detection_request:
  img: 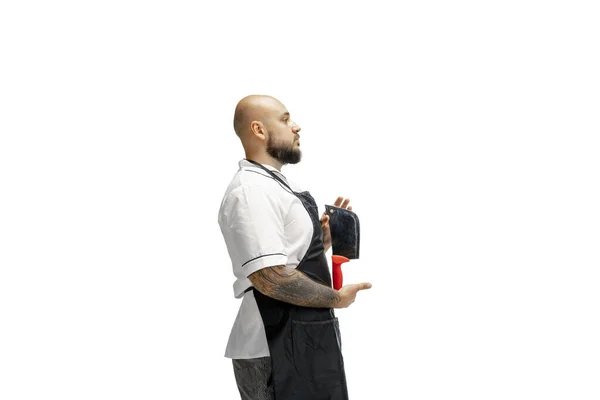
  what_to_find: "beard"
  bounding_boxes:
[266,136,302,165]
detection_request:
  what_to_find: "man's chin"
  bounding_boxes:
[267,145,302,165]
[289,150,302,164]
[281,157,301,165]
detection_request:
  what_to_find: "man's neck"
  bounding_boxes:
[245,152,283,171]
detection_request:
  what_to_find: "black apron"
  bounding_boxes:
[245,159,349,400]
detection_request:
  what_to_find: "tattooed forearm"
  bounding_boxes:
[249,265,341,308]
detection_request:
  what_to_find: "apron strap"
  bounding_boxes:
[244,159,295,193]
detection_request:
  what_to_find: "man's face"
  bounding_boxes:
[264,103,302,165]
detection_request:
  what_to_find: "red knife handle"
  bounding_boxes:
[331,255,350,290]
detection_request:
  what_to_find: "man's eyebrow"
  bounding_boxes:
[281,112,290,118]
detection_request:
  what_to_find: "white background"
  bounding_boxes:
[1,1,599,399]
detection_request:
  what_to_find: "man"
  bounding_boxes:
[218,95,372,400]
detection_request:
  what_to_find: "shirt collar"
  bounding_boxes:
[239,159,287,180]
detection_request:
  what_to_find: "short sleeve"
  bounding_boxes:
[219,185,289,278]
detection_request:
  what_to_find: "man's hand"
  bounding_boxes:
[335,282,372,308]
[321,196,353,253]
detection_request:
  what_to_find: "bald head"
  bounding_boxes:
[232,94,302,167]
[233,95,284,137]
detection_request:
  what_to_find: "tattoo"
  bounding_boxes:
[249,265,340,308]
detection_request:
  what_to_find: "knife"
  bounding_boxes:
[324,204,360,290]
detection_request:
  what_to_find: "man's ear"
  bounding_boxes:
[250,121,266,141]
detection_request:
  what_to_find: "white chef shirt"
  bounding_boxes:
[218,159,314,359]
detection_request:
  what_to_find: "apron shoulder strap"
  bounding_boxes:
[244,159,294,192]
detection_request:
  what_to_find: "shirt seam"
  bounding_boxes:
[241,252,287,268]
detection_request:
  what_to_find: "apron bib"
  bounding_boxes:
[245,159,349,400]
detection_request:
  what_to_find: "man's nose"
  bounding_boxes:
[293,123,301,133]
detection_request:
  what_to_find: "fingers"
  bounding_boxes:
[333,196,352,210]
[333,196,343,207]
[344,282,372,293]
[320,214,329,225]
